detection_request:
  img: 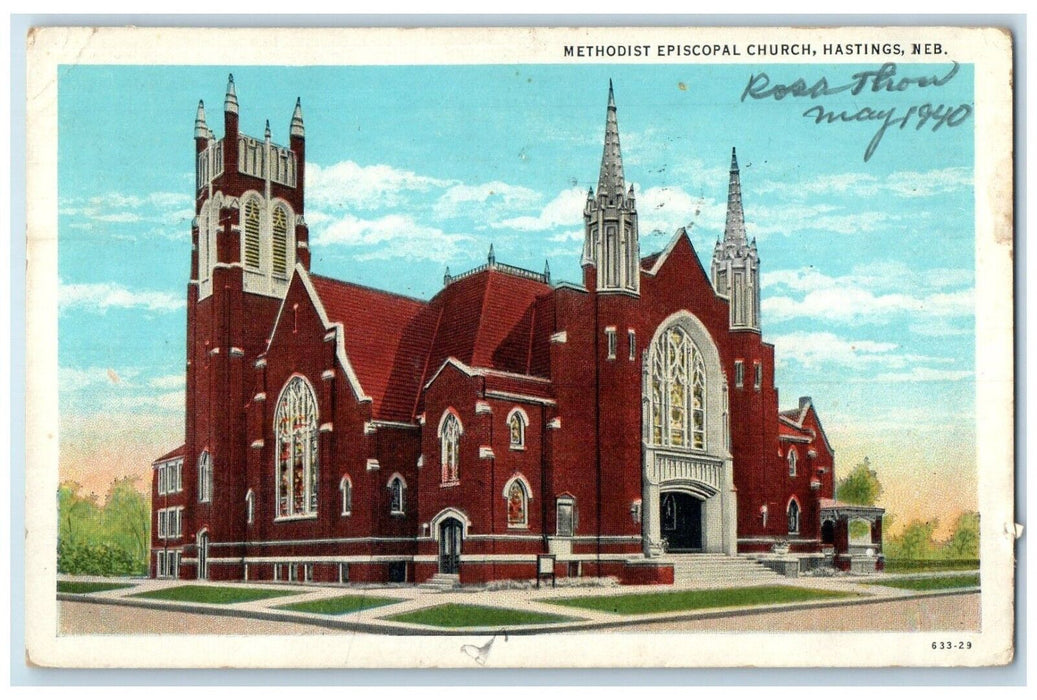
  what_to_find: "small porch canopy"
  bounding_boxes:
[819,498,885,556]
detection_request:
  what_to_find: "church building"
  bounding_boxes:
[150,76,883,585]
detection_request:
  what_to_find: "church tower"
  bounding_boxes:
[583,81,640,295]
[711,148,760,332]
[183,75,310,579]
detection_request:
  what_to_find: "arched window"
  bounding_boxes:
[788,448,798,477]
[340,476,353,516]
[648,325,706,449]
[504,475,531,528]
[243,198,261,270]
[439,411,462,483]
[507,408,527,449]
[787,499,800,535]
[245,489,255,524]
[198,450,212,503]
[271,205,289,277]
[274,376,319,518]
[556,495,576,537]
[388,475,406,515]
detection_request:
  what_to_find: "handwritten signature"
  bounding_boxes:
[741,63,973,162]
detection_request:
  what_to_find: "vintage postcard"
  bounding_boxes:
[24,25,1014,668]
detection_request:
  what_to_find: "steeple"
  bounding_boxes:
[487,243,496,266]
[583,82,640,295]
[224,73,238,114]
[194,100,208,140]
[596,79,626,205]
[711,147,760,332]
[723,147,747,244]
[290,97,305,138]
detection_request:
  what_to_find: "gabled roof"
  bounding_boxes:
[424,357,555,404]
[308,272,437,423]
[778,396,834,455]
[153,444,186,465]
[426,266,552,377]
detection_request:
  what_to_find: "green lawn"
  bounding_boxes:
[866,574,980,591]
[547,585,860,615]
[383,603,578,628]
[129,584,298,604]
[58,581,137,594]
[275,594,404,615]
[884,559,980,573]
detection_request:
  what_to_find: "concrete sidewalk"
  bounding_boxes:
[57,571,980,636]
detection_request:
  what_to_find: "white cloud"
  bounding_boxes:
[313,213,477,264]
[762,266,974,324]
[59,281,185,313]
[637,185,723,239]
[149,374,186,390]
[756,167,971,200]
[433,181,541,221]
[494,187,587,231]
[548,230,584,243]
[769,331,898,369]
[873,368,974,383]
[307,160,454,211]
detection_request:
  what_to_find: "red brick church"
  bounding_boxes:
[150,76,883,585]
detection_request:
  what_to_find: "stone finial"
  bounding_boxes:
[290,97,305,138]
[194,100,208,139]
[224,73,239,114]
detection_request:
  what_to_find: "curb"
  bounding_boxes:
[58,586,980,636]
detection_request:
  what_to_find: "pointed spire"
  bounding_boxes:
[290,97,305,138]
[264,119,271,140]
[487,243,496,266]
[224,73,238,114]
[543,259,551,284]
[194,100,208,139]
[723,147,747,243]
[444,267,451,285]
[596,80,626,203]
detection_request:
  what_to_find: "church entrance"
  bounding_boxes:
[439,518,463,574]
[661,491,703,552]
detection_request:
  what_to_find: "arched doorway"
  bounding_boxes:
[661,491,703,551]
[821,520,835,545]
[439,518,463,574]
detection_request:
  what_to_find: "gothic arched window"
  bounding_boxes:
[788,448,798,477]
[245,489,255,524]
[505,477,530,528]
[198,450,212,503]
[388,475,406,515]
[271,205,289,277]
[340,476,353,516]
[243,198,261,270]
[787,499,801,535]
[439,411,462,484]
[507,408,527,449]
[648,325,706,449]
[274,376,319,518]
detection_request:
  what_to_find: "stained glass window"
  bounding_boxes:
[507,479,528,527]
[274,376,319,518]
[787,499,800,534]
[389,476,405,515]
[508,410,525,449]
[648,324,706,449]
[440,412,462,483]
[340,476,352,516]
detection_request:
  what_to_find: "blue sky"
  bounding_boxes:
[57,63,976,532]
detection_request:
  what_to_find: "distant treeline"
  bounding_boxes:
[58,478,150,576]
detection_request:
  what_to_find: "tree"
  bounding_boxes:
[102,477,151,566]
[57,481,101,547]
[886,519,938,560]
[944,511,980,559]
[836,457,883,506]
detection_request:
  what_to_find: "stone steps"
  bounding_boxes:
[418,573,461,591]
[670,555,786,585]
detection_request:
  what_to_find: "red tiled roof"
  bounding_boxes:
[310,274,436,423]
[153,444,186,464]
[309,266,552,422]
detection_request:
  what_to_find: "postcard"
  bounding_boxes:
[24,25,1014,668]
